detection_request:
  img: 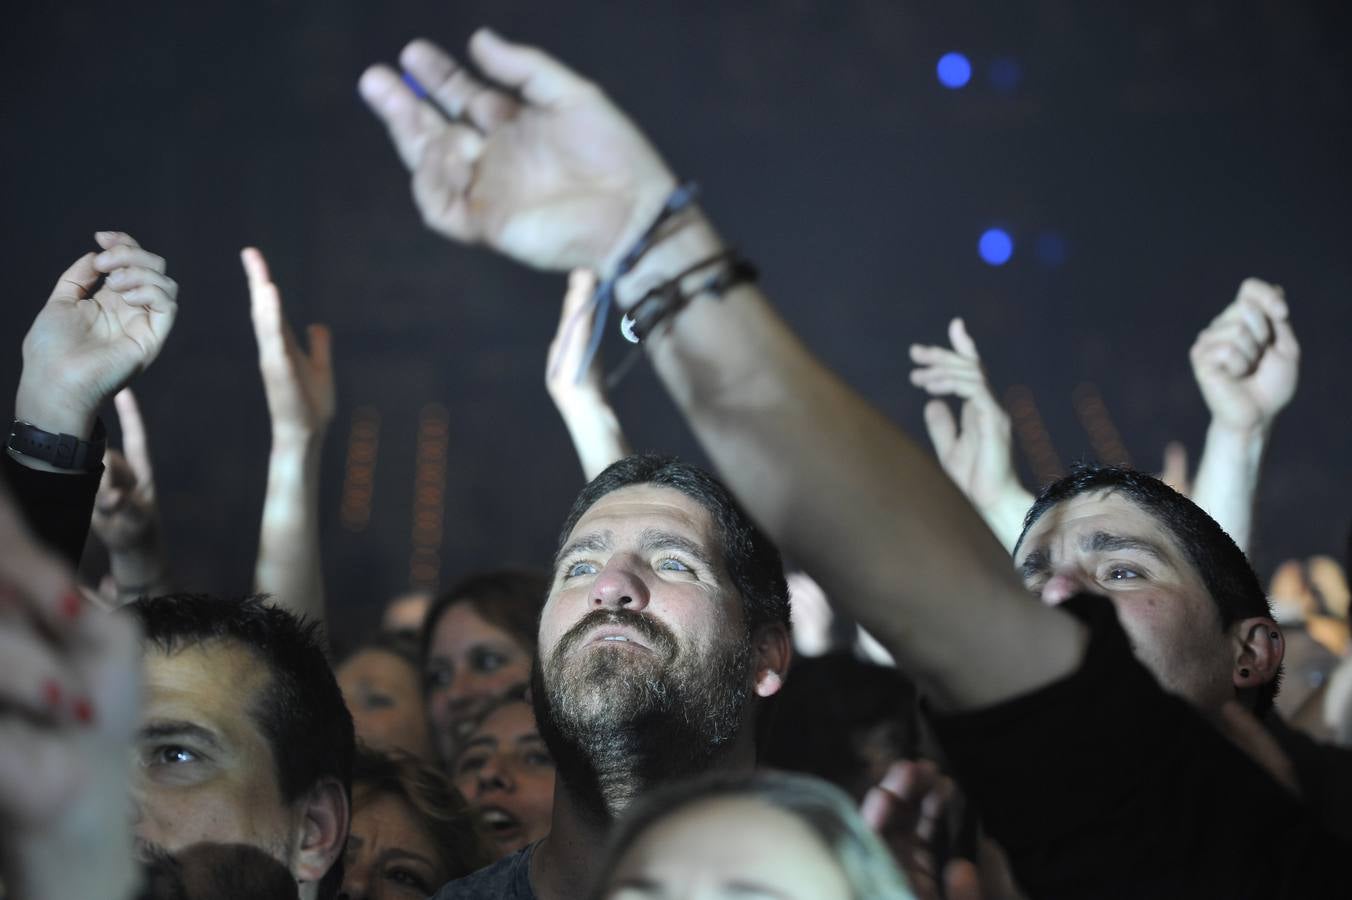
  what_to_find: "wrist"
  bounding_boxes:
[596,173,681,279]
[15,377,98,440]
[614,211,728,313]
[270,424,326,457]
[1206,418,1272,444]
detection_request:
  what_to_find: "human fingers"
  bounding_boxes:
[1217,292,1274,350]
[1270,312,1300,361]
[948,317,981,360]
[243,248,288,355]
[922,400,959,461]
[0,517,87,641]
[910,368,988,398]
[358,64,451,171]
[93,244,166,276]
[547,270,599,382]
[468,27,597,108]
[0,625,83,724]
[942,859,985,900]
[1234,277,1288,323]
[410,126,485,239]
[94,449,136,513]
[93,230,142,251]
[112,390,153,486]
[0,718,82,825]
[1193,324,1260,376]
[47,253,101,304]
[400,38,518,131]
[909,343,979,370]
[305,324,333,375]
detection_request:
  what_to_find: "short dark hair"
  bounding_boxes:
[420,569,549,665]
[557,455,791,635]
[128,594,354,899]
[1016,463,1279,714]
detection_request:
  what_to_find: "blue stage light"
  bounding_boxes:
[978,228,1014,266]
[936,53,972,89]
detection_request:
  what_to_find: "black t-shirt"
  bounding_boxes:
[927,594,1348,899]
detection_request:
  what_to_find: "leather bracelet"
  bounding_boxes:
[7,417,107,472]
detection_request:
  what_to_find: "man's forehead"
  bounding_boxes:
[1019,490,1178,559]
[142,639,271,727]
[566,484,716,544]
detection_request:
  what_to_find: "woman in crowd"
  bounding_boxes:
[337,632,435,760]
[421,569,548,764]
[451,697,558,860]
[341,747,493,899]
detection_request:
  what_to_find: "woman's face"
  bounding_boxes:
[603,796,853,900]
[424,602,533,763]
[451,701,556,859]
[337,648,433,760]
[342,790,448,900]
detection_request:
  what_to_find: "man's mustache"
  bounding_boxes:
[553,608,677,661]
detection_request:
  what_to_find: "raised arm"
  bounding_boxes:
[359,31,1085,710]
[909,318,1033,553]
[91,388,174,604]
[1189,278,1299,554]
[546,268,633,480]
[6,232,178,566]
[243,248,334,626]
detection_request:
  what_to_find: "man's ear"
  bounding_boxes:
[752,623,792,698]
[1232,617,1284,691]
[293,776,350,884]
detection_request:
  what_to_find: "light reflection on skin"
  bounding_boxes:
[604,796,851,900]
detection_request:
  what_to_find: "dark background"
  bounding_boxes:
[4,1,1349,651]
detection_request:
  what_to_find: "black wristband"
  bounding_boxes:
[7,418,106,472]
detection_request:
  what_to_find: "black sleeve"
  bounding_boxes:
[925,593,1347,900]
[2,452,100,568]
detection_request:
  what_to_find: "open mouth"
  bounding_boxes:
[478,806,523,843]
[586,628,651,651]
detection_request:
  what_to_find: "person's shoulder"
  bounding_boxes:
[429,844,537,900]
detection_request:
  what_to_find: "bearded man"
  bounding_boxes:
[433,455,792,900]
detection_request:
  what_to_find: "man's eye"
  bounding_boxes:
[153,745,199,765]
[566,561,598,578]
[657,558,691,573]
[1105,567,1141,581]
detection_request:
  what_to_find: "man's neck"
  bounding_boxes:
[529,728,759,900]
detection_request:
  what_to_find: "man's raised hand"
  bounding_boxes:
[243,247,335,443]
[359,30,677,274]
[1191,278,1299,434]
[17,232,178,440]
[909,318,1032,551]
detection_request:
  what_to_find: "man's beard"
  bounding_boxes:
[531,608,753,819]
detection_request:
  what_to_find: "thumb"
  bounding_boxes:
[924,400,959,458]
[943,859,985,900]
[469,27,593,107]
[49,252,102,303]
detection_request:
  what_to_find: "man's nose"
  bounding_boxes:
[1041,571,1092,606]
[591,562,651,612]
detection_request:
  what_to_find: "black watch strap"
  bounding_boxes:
[7,418,107,472]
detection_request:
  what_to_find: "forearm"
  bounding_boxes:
[980,484,1036,555]
[1191,421,1267,554]
[638,215,1085,709]
[108,538,173,603]
[254,432,327,625]
[553,395,633,481]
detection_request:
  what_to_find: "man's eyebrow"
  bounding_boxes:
[637,528,715,569]
[554,530,612,569]
[375,847,437,870]
[138,720,224,750]
[1019,548,1050,579]
[1083,531,1170,561]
